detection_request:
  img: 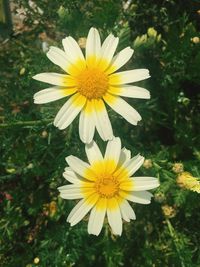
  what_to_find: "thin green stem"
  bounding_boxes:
[166,219,186,267]
[0,119,53,128]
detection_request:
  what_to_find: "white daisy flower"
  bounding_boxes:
[33,27,150,143]
[58,137,159,236]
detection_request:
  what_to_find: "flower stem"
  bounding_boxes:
[0,119,53,128]
[166,219,186,267]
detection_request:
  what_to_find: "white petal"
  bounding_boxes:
[65,155,91,178]
[58,185,83,199]
[33,73,76,86]
[107,198,122,235]
[104,137,121,172]
[106,47,134,74]
[133,177,158,181]
[85,141,103,165]
[53,94,86,130]
[79,101,95,144]
[62,36,86,68]
[103,93,141,125]
[123,154,144,176]
[60,193,83,199]
[132,177,160,191]
[67,194,99,226]
[109,69,150,85]
[88,198,107,236]
[99,34,119,70]
[34,87,76,104]
[119,179,134,191]
[63,168,82,184]
[94,99,113,141]
[101,34,119,61]
[67,199,85,221]
[125,191,153,204]
[118,148,131,166]
[58,184,81,191]
[46,46,72,73]
[86,27,101,66]
[109,85,150,99]
[119,200,136,222]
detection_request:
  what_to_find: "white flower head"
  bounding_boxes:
[33,27,150,143]
[58,137,159,236]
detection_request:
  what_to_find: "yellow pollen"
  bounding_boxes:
[95,175,119,199]
[76,68,109,99]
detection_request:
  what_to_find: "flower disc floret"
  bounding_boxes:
[94,175,119,198]
[76,68,109,99]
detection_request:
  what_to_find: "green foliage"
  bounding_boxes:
[0,0,200,266]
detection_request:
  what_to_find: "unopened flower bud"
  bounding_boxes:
[191,37,199,44]
[172,163,184,174]
[34,257,40,264]
[41,130,48,138]
[162,205,176,218]
[78,37,87,49]
[143,159,153,169]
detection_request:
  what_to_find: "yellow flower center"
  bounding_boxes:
[76,68,109,99]
[95,175,119,198]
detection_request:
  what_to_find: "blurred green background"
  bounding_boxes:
[0,0,200,266]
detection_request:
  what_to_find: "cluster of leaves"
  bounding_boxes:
[0,0,199,266]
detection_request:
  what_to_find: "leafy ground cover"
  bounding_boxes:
[0,1,199,266]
